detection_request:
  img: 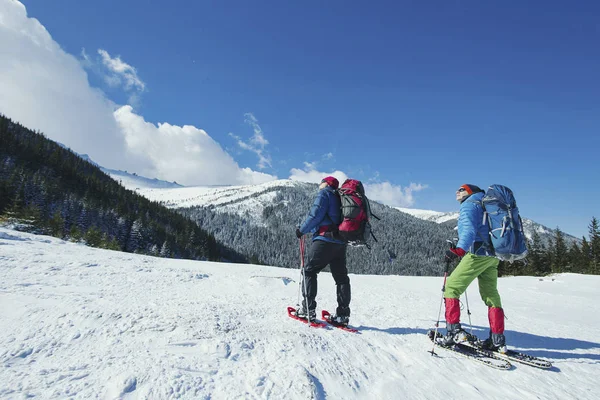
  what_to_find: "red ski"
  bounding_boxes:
[287,307,327,328]
[321,310,358,333]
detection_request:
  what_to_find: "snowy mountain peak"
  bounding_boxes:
[103,168,183,190]
[395,207,459,224]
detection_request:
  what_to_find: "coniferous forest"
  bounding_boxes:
[180,187,600,277]
[498,219,600,276]
[0,114,245,263]
[1,113,598,276]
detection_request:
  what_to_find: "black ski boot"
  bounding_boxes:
[331,314,349,326]
[439,323,476,346]
[295,307,316,322]
[479,333,507,354]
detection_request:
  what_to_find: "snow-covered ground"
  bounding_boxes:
[1,228,599,399]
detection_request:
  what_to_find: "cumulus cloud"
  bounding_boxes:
[115,106,276,186]
[0,0,135,170]
[366,182,428,208]
[230,113,272,169]
[289,165,427,207]
[0,0,277,187]
[97,49,145,92]
[289,166,349,185]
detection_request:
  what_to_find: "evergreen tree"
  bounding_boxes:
[580,237,592,273]
[84,226,103,247]
[69,225,83,242]
[48,210,65,237]
[550,227,568,273]
[127,219,143,252]
[526,230,549,276]
[160,240,171,258]
[589,217,600,274]
[567,242,583,273]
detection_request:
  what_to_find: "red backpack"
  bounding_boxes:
[337,179,380,247]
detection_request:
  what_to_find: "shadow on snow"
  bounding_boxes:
[464,325,600,362]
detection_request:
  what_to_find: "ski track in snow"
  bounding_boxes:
[1,228,599,399]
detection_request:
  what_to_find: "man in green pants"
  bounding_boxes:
[441,184,507,353]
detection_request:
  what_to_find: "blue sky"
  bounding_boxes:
[3,0,599,238]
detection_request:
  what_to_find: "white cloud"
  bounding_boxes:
[289,166,349,185]
[365,182,428,208]
[115,106,276,186]
[323,152,334,160]
[97,49,145,92]
[231,113,272,169]
[289,165,427,207]
[0,0,277,187]
[0,0,135,170]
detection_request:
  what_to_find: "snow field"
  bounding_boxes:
[1,228,599,399]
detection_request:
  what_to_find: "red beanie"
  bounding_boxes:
[321,176,339,189]
[460,184,483,195]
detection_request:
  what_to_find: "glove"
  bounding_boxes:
[296,228,303,239]
[445,247,466,261]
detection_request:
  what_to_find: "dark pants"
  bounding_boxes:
[301,240,351,317]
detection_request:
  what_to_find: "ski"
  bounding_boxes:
[287,306,327,328]
[469,343,553,369]
[321,310,358,333]
[427,330,512,370]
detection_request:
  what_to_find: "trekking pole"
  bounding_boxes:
[429,256,451,356]
[464,291,473,336]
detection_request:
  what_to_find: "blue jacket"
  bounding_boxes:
[457,192,493,256]
[299,186,345,244]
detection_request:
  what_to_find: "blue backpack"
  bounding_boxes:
[481,185,528,263]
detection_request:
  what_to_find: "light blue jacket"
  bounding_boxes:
[457,192,493,256]
[299,186,345,244]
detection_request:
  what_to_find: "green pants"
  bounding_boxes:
[444,253,502,308]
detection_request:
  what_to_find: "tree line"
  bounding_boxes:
[499,219,600,276]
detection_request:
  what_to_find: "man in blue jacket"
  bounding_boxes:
[295,176,350,325]
[441,184,507,353]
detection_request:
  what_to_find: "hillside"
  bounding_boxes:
[1,228,599,399]
[0,114,243,263]
[135,180,456,276]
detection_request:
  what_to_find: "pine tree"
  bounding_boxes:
[580,237,592,273]
[567,242,582,273]
[550,227,568,273]
[84,226,103,247]
[527,230,549,276]
[69,225,83,242]
[126,219,143,253]
[48,210,65,237]
[160,240,171,258]
[589,217,600,274]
